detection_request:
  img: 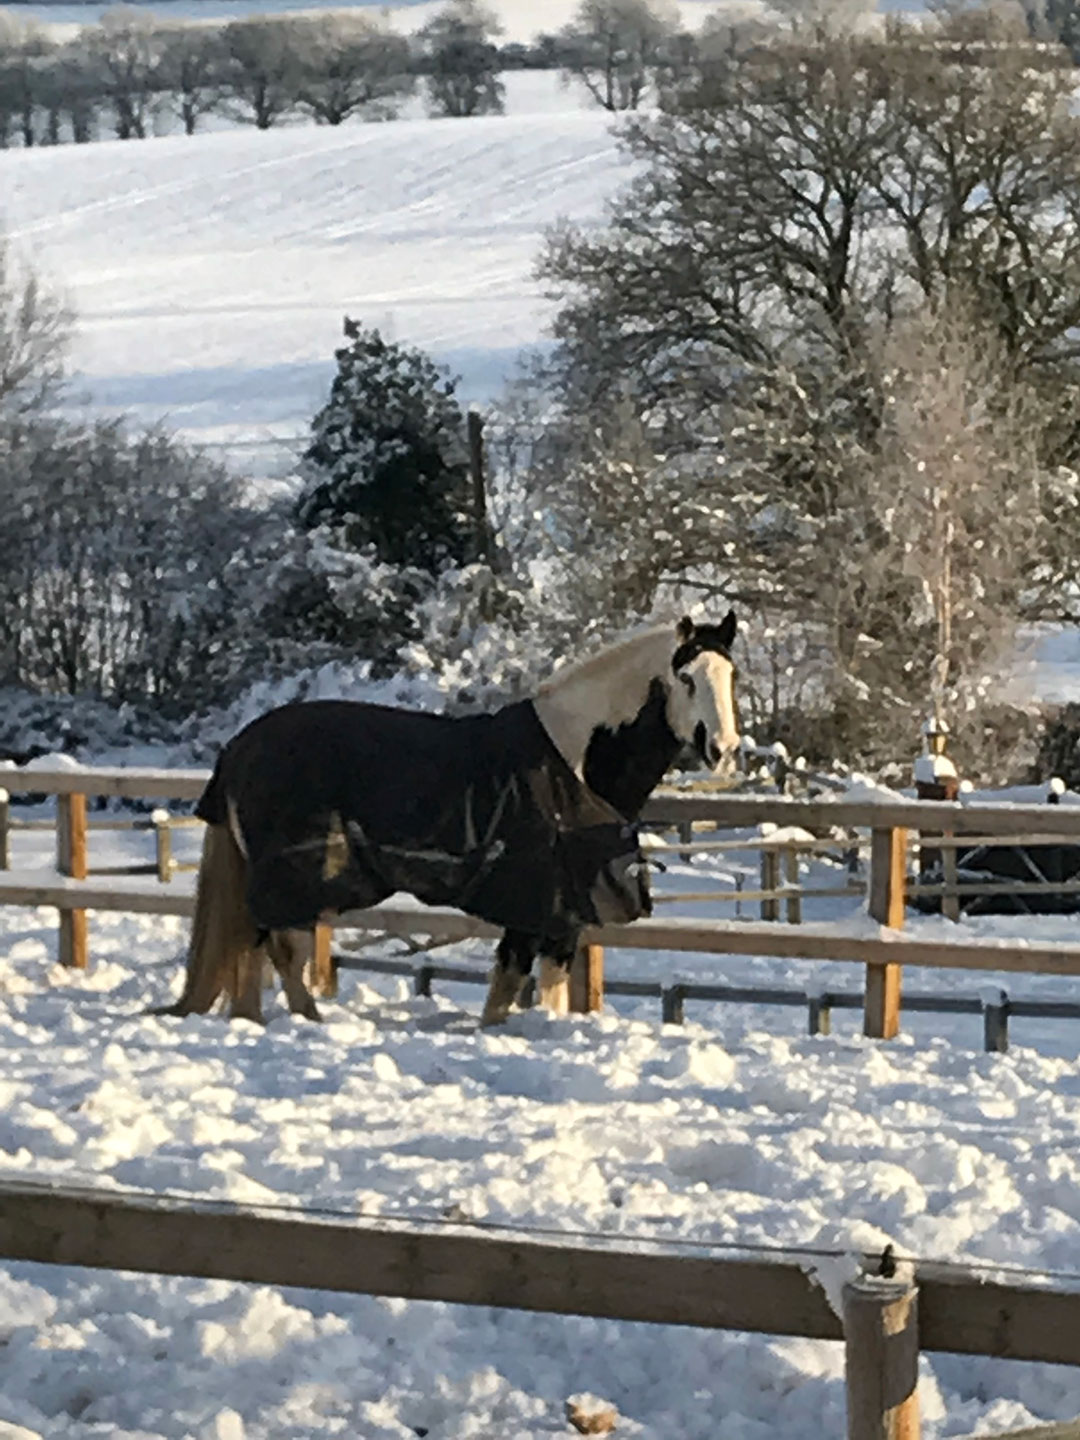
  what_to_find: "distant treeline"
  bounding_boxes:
[0,0,734,145]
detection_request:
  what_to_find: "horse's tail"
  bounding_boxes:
[160,820,260,1017]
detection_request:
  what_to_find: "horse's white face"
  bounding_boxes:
[666,613,740,771]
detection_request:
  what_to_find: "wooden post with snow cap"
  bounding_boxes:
[0,789,9,871]
[864,825,906,1039]
[56,791,88,969]
[761,829,781,921]
[570,942,604,1014]
[914,717,961,923]
[843,1264,920,1440]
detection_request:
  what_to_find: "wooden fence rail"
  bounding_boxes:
[0,1179,1078,1440]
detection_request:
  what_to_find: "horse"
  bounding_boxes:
[163,611,739,1026]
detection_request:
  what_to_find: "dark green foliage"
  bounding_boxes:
[297,319,475,573]
[1035,703,1080,790]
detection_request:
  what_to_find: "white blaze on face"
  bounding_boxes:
[669,651,740,769]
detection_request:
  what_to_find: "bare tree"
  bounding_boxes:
[531,11,1080,763]
[157,24,226,136]
[556,0,681,111]
[220,17,301,130]
[0,236,70,417]
[0,18,55,147]
[879,302,1045,729]
[47,40,102,144]
[292,14,413,125]
[766,0,879,34]
[417,0,504,118]
[0,415,257,707]
[84,7,164,141]
[542,15,1080,422]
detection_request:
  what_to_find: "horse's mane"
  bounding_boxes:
[536,624,674,699]
[533,625,677,772]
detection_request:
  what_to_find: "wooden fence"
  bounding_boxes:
[6,765,1080,1041]
[0,1178,1078,1440]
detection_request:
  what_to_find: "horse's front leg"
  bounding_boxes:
[480,930,536,1027]
[536,933,578,1017]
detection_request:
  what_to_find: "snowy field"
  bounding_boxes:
[0,79,628,474]
[13,0,771,43]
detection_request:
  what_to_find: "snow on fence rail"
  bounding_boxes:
[5,765,1080,1041]
[1,1179,1079,1440]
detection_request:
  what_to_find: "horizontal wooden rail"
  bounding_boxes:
[646,791,1080,838]
[0,765,208,802]
[5,872,1080,980]
[0,1180,841,1338]
[909,880,1080,898]
[0,1181,1078,1366]
[331,946,1080,1049]
[956,1420,1080,1440]
[6,765,1080,840]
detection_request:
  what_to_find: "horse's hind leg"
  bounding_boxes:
[265,929,322,1021]
[229,949,266,1022]
[535,933,579,1017]
[480,931,536,1027]
[537,956,571,1016]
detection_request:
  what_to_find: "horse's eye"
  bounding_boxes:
[679,672,695,697]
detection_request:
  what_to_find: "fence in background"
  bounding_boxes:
[4,766,1080,1042]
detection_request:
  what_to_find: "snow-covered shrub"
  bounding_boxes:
[1035,703,1080,792]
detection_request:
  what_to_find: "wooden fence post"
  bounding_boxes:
[983,990,1010,1053]
[843,1272,920,1440]
[0,788,9,870]
[152,809,172,883]
[784,844,802,924]
[941,835,960,923]
[310,923,336,998]
[761,846,780,921]
[808,994,831,1036]
[570,942,604,1014]
[865,826,906,1039]
[56,792,88,969]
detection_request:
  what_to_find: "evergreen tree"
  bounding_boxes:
[297,320,475,573]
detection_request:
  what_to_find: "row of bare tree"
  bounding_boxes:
[0,0,511,145]
[0,0,862,145]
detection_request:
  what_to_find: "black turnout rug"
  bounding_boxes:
[198,698,651,950]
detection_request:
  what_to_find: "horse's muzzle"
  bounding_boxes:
[695,722,739,772]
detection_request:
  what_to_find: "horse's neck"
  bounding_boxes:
[582,677,681,820]
[533,628,674,777]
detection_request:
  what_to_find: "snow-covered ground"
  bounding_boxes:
[0,816,1077,1437]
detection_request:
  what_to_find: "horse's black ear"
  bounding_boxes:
[676,615,694,643]
[718,609,737,648]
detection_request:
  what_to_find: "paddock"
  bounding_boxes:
[2,764,1080,1436]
